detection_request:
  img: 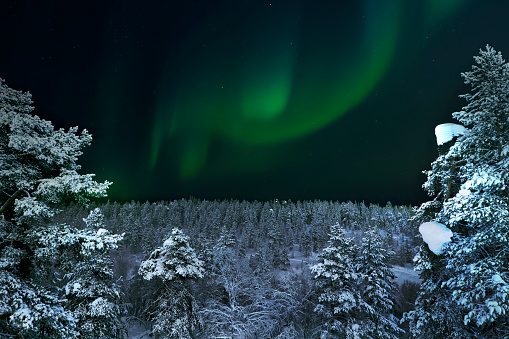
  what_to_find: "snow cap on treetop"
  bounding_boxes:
[434,123,468,146]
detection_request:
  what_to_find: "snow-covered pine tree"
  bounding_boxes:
[406,141,469,336]
[357,224,403,338]
[441,45,509,337]
[406,45,509,338]
[0,79,114,337]
[311,224,366,338]
[138,227,204,338]
[35,208,126,338]
[215,224,237,251]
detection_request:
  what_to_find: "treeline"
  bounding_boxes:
[54,199,417,262]
[53,199,421,338]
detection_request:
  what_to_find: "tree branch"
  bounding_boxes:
[0,179,50,215]
[0,189,23,215]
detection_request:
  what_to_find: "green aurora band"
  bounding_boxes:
[148,0,469,181]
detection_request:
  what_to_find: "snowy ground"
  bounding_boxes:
[289,244,309,274]
[391,264,421,286]
[124,317,151,339]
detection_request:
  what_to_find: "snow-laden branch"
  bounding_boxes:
[419,222,453,255]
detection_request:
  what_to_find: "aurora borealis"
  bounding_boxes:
[1,0,506,205]
[150,1,402,179]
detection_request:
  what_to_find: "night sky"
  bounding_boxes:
[1,0,506,206]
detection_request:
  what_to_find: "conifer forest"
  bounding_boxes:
[1,47,509,338]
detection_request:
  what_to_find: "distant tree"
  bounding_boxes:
[249,245,273,275]
[118,202,140,250]
[138,228,204,338]
[301,229,313,257]
[0,79,113,337]
[215,224,236,251]
[396,238,414,266]
[311,202,329,248]
[267,216,288,268]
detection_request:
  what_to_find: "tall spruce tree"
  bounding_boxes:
[357,225,403,338]
[0,79,117,337]
[138,228,204,338]
[311,224,366,338]
[406,46,509,338]
[41,208,126,338]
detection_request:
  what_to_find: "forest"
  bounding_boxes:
[1,46,509,338]
[52,199,420,338]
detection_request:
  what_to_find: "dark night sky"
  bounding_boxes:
[0,0,506,206]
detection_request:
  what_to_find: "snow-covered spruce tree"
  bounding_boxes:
[311,224,367,338]
[406,45,509,338]
[405,152,468,336]
[138,227,204,338]
[0,79,115,337]
[357,224,403,338]
[35,208,126,338]
[442,45,509,337]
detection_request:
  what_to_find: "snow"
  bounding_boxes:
[462,171,504,191]
[434,123,468,146]
[502,145,509,157]
[492,274,506,285]
[288,244,306,274]
[139,228,204,282]
[11,308,33,329]
[96,228,108,236]
[67,282,81,294]
[419,222,453,255]
[392,264,421,285]
[458,189,471,196]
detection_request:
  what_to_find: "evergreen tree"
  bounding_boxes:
[441,45,509,337]
[311,224,366,338]
[0,79,113,337]
[36,208,126,338]
[406,46,509,338]
[215,224,236,251]
[138,228,204,338]
[357,225,403,338]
